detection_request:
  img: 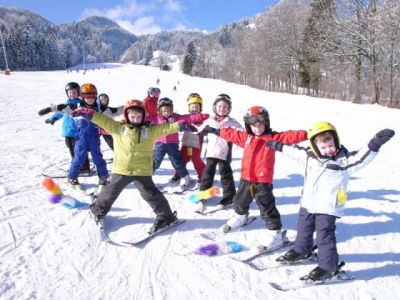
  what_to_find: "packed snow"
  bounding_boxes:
[0,64,399,299]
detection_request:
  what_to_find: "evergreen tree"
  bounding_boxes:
[182,41,196,75]
[300,0,336,94]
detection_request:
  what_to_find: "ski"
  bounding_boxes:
[196,203,233,215]
[87,211,126,246]
[200,216,257,241]
[247,251,318,271]
[161,181,198,195]
[123,219,186,246]
[269,262,355,291]
[231,239,295,263]
[41,166,97,179]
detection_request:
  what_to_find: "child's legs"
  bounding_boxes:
[191,147,205,180]
[254,183,281,230]
[217,159,236,205]
[199,158,217,191]
[167,144,189,177]
[133,176,175,221]
[293,207,316,255]
[232,179,253,215]
[68,138,89,179]
[66,137,90,172]
[65,137,75,158]
[153,143,167,173]
[315,213,339,272]
[91,174,132,217]
[173,146,191,178]
[88,134,108,178]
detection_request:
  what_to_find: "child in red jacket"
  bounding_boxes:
[201,106,307,248]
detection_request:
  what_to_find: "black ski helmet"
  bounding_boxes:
[65,82,80,96]
[157,97,174,110]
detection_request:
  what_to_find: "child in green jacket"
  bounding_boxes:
[73,99,188,233]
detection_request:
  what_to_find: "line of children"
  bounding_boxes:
[98,93,123,151]
[170,93,206,187]
[44,82,91,173]
[149,97,210,190]
[72,99,194,233]
[201,105,307,248]
[38,83,109,189]
[265,122,395,281]
[195,94,243,213]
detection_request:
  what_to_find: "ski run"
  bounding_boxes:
[1,64,399,299]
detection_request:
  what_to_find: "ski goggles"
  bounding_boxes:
[246,114,267,125]
[80,93,97,99]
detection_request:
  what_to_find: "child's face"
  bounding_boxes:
[250,122,265,136]
[160,106,173,118]
[67,89,79,99]
[316,138,337,157]
[127,108,143,124]
[189,103,201,114]
[83,95,96,105]
[215,100,230,117]
[99,95,109,106]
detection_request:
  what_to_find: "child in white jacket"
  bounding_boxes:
[265,122,395,281]
[196,94,242,213]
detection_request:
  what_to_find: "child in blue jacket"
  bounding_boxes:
[39,83,108,189]
[45,82,90,173]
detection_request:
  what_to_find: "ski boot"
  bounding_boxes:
[148,211,178,234]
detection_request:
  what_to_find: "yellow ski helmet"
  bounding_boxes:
[187,93,203,111]
[308,121,340,156]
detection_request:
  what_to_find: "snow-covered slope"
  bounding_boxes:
[0,64,399,299]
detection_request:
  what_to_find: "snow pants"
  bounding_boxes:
[233,179,282,230]
[293,207,339,272]
[68,127,108,179]
[153,143,189,177]
[65,137,90,172]
[199,157,236,206]
[173,146,205,180]
[91,174,175,222]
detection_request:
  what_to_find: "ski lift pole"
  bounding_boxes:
[0,24,10,74]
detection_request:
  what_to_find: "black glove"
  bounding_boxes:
[178,122,195,132]
[38,107,52,116]
[368,129,395,151]
[45,118,55,125]
[55,104,67,111]
[202,125,220,135]
[265,140,284,152]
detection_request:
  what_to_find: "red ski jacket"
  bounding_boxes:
[220,128,307,183]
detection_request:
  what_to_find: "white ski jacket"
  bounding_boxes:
[281,145,378,217]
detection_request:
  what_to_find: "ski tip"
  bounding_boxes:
[269,282,285,291]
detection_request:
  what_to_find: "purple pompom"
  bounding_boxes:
[48,194,62,204]
[195,243,220,256]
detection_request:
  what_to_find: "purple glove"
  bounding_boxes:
[72,108,95,121]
